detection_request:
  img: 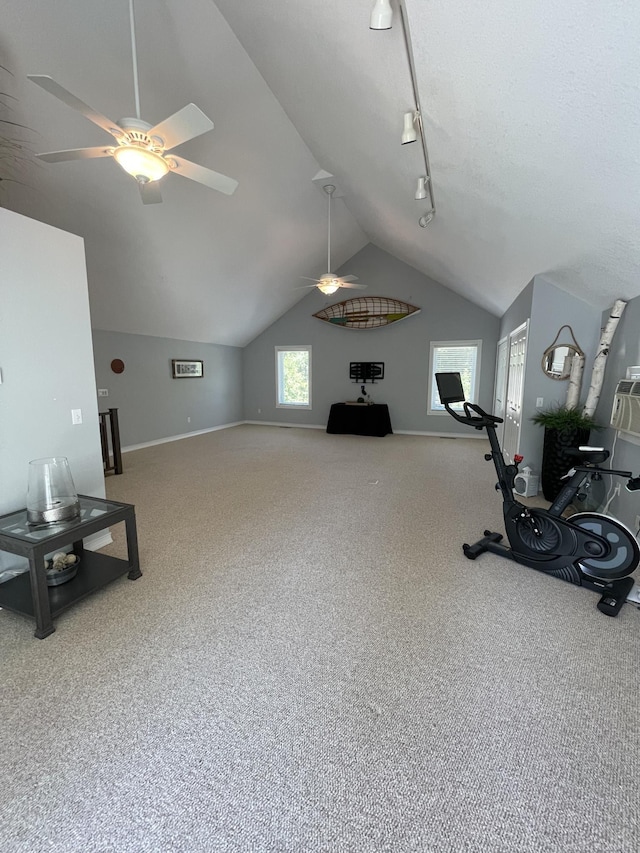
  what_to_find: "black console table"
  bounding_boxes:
[0,495,141,638]
[327,403,393,437]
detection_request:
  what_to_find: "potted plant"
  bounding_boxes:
[532,406,601,501]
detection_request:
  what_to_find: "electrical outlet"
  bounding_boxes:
[635,515,640,531]
[536,397,544,407]
[71,409,82,425]
[187,417,191,423]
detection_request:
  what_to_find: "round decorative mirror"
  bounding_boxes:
[541,326,583,381]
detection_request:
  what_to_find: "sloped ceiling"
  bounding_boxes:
[2,0,640,346]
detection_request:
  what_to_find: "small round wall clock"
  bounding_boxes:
[110,359,125,374]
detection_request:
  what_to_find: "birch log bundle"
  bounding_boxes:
[582,298,627,419]
[565,353,585,410]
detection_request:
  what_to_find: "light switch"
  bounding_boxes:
[71,409,82,425]
[536,397,544,408]
[98,389,109,397]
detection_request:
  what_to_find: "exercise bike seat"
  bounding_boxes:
[565,446,609,465]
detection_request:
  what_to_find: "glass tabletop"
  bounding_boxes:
[0,496,126,543]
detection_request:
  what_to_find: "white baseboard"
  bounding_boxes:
[121,421,485,454]
[122,421,244,453]
[626,581,640,606]
[394,430,487,439]
[244,420,325,430]
[84,531,113,551]
[246,422,485,438]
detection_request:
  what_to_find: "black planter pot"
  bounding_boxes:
[540,426,591,502]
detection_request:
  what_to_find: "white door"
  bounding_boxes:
[502,321,529,464]
[493,337,508,449]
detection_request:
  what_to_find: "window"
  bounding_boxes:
[428,340,481,414]
[275,346,312,409]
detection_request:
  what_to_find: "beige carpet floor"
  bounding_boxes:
[1,425,639,852]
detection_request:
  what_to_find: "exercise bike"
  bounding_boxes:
[435,372,640,616]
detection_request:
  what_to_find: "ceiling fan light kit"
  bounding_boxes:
[317,276,341,296]
[370,0,393,30]
[112,144,169,182]
[27,0,238,205]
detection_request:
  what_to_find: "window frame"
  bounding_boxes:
[275,345,312,410]
[428,339,482,415]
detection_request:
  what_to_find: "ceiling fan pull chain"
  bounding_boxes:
[129,0,141,119]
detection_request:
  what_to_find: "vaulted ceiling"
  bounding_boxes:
[2,1,639,346]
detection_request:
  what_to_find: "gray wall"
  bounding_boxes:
[0,209,105,572]
[499,275,601,471]
[92,331,244,447]
[499,279,533,340]
[243,243,501,433]
[593,296,640,531]
[519,277,601,469]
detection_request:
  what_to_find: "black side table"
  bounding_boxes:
[0,495,141,638]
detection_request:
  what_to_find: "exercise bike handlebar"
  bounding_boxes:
[444,402,640,490]
[444,400,504,430]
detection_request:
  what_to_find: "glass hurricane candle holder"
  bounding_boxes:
[26,457,81,524]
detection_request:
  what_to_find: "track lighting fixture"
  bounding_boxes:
[415,176,428,200]
[372,2,436,220]
[370,0,393,30]
[401,112,417,145]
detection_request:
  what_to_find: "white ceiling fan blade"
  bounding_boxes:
[339,282,367,289]
[300,276,323,283]
[36,146,113,163]
[339,275,358,283]
[294,283,324,290]
[27,75,119,137]
[139,181,163,205]
[148,104,214,151]
[169,156,238,195]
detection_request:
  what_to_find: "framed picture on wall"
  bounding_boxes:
[171,359,204,378]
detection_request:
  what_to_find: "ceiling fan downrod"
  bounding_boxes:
[129,0,141,120]
[324,184,336,274]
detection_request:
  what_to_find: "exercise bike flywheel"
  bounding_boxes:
[571,512,640,580]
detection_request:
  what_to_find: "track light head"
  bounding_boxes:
[419,210,435,228]
[401,112,417,144]
[370,0,393,30]
[415,176,429,200]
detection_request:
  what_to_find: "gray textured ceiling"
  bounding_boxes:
[2,0,640,346]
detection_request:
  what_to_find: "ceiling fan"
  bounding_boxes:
[297,184,366,295]
[27,0,238,205]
